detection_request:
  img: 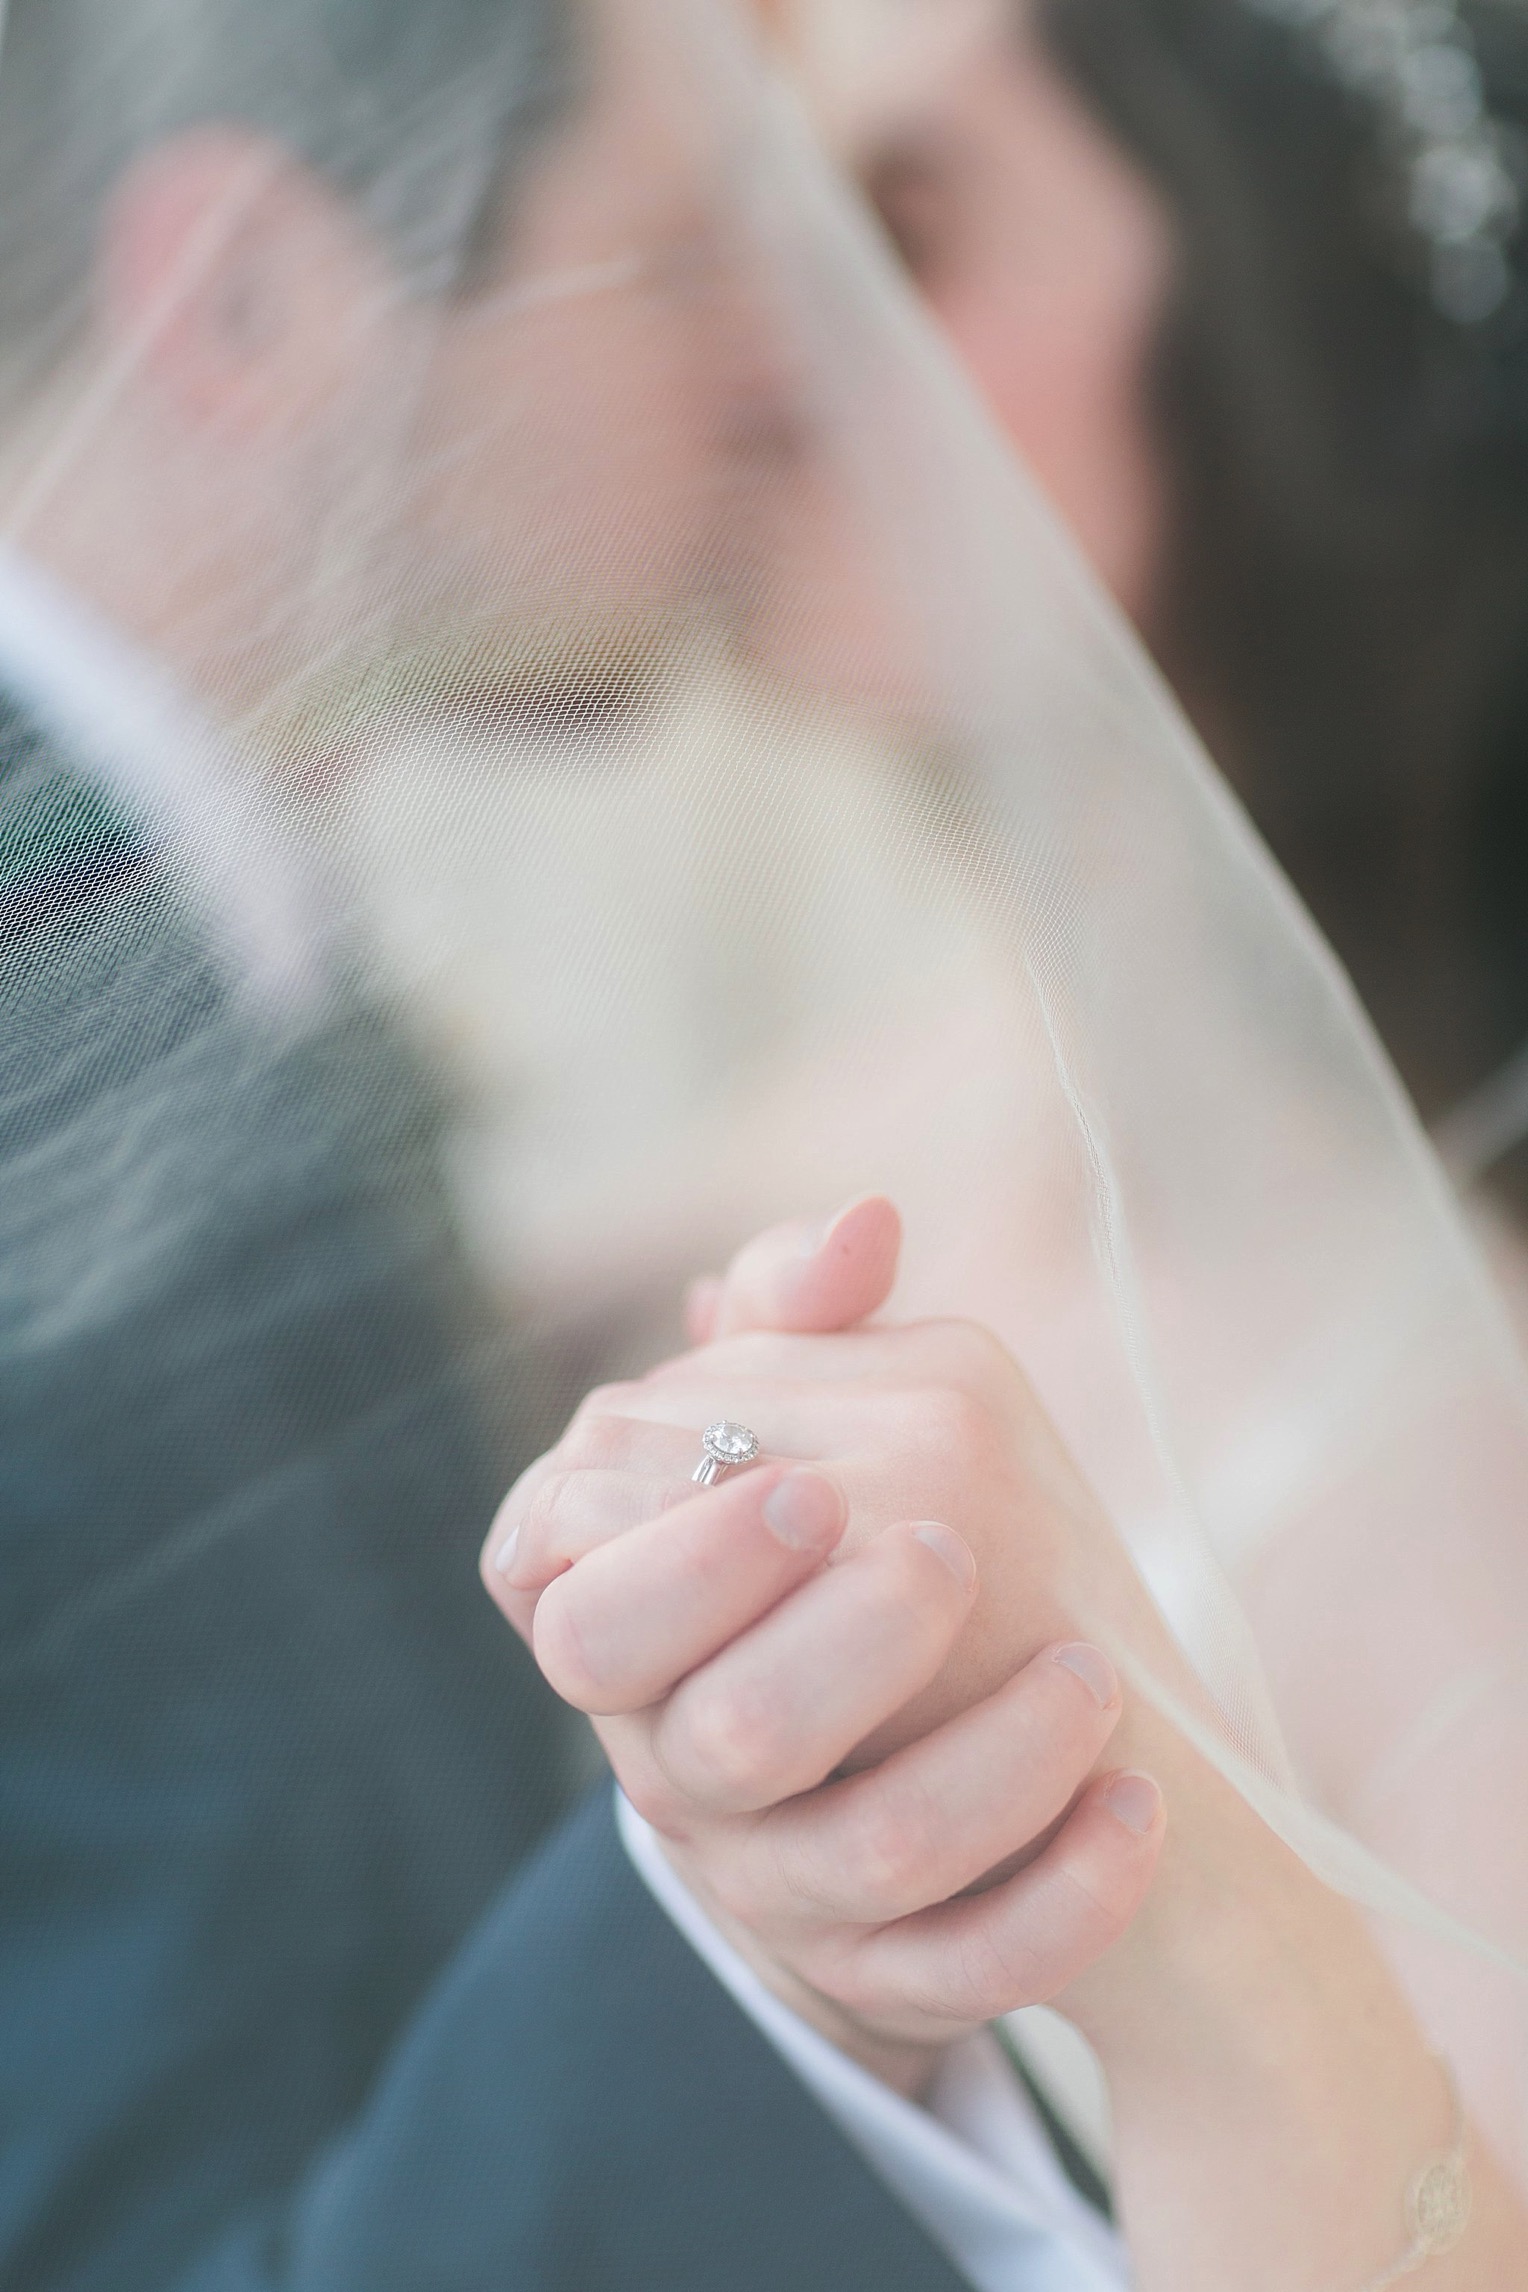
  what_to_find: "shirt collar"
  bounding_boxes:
[0,541,321,1007]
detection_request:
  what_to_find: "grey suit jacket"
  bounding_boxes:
[0,698,576,2288]
[0,697,1048,2291]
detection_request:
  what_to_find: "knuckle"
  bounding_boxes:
[563,1411,636,1471]
[892,1321,1040,1437]
[797,1951,880,2020]
[486,1450,557,1542]
[702,1843,775,1930]
[841,1791,936,1915]
[908,1382,1000,1475]
[664,1678,783,1810]
[952,1918,1048,2016]
[802,1944,948,2035]
[564,1385,652,1456]
[529,1581,604,1711]
[766,1827,841,1922]
[513,1469,575,1578]
[615,1761,689,1839]
[911,1317,1013,1390]
[938,1316,1008,1376]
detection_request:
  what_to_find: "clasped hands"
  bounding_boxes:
[483,1195,1177,2091]
[485,1199,1528,2285]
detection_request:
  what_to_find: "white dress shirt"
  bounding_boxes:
[618,1793,1131,2292]
[0,542,319,1005]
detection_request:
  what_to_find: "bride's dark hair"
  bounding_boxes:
[1040,0,1528,1129]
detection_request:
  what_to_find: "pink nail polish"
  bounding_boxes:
[761,1470,844,1552]
[1053,1642,1118,1709]
[911,1521,976,1589]
[1102,1771,1161,1838]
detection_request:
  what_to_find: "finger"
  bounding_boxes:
[684,1275,724,1344]
[531,1464,848,1714]
[491,1413,703,1557]
[635,1519,978,1815]
[480,1417,710,1637]
[720,1642,1124,1928]
[711,1194,902,1339]
[494,1370,893,1486]
[822,1769,1165,2036]
[487,1468,693,1600]
[478,1376,861,1626]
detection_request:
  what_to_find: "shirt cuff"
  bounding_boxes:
[614,1788,1129,2292]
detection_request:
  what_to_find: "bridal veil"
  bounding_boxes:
[4,0,1525,2180]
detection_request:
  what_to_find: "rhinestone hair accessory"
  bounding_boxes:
[1245,0,1523,321]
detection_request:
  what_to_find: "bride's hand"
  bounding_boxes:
[482,1198,1168,2085]
[484,1199,1528,2288]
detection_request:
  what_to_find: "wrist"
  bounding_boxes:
[1060,1716,1360,2072]
[1064,1720,1458,2195]
[1052,1726,1487,2289]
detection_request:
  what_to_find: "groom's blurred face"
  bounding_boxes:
[403,0,807,690]
[76,0,803,712]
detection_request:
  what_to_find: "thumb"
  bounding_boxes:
[702,1194,903,1338]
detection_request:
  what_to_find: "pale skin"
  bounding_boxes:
[0,0,788,733]
[485,1196,1528,2291]
[764,0,1177,624]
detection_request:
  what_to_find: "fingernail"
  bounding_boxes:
[761,1469,845,1552]
[1103,1771,1161,1838]
[912,1520,977,1590]
[1053,1642,1118,1709]
[492,1526,520,1577]
[805,1195,864,1255]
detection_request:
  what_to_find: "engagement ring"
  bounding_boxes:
[692,1420,760,1486]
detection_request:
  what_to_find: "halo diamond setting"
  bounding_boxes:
[693,1419,761,1486]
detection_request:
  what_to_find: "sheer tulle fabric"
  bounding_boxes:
[12,0,1527,2177]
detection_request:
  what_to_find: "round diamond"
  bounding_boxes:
[702,1420,760,1468]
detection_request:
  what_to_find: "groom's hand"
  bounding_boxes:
[482,1199,1166,2076]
